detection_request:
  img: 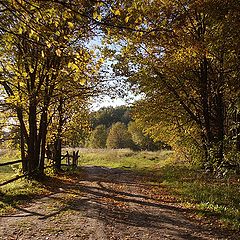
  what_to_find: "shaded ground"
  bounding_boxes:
[0,166,238,239]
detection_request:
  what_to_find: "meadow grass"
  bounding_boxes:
[64,148,173,170]
[0,149,49,213]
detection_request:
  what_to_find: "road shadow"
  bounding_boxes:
[1,166,238,239]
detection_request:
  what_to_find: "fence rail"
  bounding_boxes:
[0,172,28,187]
[0,159,22,167]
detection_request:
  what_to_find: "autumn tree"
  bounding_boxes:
[91,106,131,129]
[106,122,133,149]
[0,0,103,177]
[99,0,240,172]
[128,121,164,151]
[88,124,108,148]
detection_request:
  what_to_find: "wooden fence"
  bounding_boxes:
[0,151,80,187]
[0,159,22,167]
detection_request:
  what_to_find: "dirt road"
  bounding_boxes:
[0,166,237,239]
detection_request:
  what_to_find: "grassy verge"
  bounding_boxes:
[159,164,240,230]
[0,149,50,214]
[0,179,51,214]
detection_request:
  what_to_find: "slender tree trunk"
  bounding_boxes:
[54,137,62,171]
[20,127,27,173]
[16,108,28,173]
[199,57,213,168]
[1,82,29,173]
[213,91,225,166]
[236,109,240,152]
[39,110,48,175]
[54,96,64,171]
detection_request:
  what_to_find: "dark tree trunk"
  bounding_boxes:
[39,110,48,175]
[20,127,27,173]
[199,57,213,166]
[1,82,29,173]
[16,108,28,173]
[213,91,225,165]
[54,96,64,171]
[236,109,240,152]
[27,100,41,178]
[54,137,62,171]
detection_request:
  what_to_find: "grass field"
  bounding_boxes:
[70,148,173,170]
[0,149,51,214]
[1,148,239,229]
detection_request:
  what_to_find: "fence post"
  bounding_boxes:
[66,151,70,166]
[72,150,79,167]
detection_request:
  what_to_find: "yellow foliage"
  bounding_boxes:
[18,27,23,35]
[68,22,74,29]
[55,49,62,57]
[125,16,130,23]
[46,41,51,48]
[114,9,121,16]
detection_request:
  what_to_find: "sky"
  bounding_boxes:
[90,96,129,110]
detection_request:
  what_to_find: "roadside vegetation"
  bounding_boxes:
[0,1,239,237]
[0,150,50,214]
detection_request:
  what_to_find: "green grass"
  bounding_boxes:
[0,178,50,214]
[159,164,240,230]
[0,149,49,213]
[66,148,173,170]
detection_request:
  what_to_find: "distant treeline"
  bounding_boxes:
[87,106,170,151]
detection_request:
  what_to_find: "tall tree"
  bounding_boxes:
[105,0,240,171]
[0,0,102,178]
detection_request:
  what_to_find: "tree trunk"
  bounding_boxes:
[38,110,48,175]
[16,108,28,173]
[54,137,62,171]
[54,96,64,171]
[199,57,213,168]
[236,109,240,152]
[199,57,226,171]
[20,127,27,173]
[212,91,225,167]
[27,100,40,178]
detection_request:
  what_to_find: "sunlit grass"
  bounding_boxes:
[0,178,50,214]
[0,149,21,182]
[0,149,48,213]
[159,164,240,230]
[0,149,20,163]
[65,148,174,171]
